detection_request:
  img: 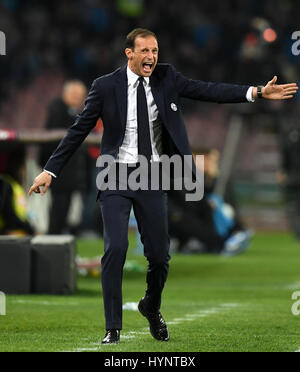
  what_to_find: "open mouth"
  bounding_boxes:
[142,62,153,73]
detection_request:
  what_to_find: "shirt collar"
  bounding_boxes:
[127,65,149,87]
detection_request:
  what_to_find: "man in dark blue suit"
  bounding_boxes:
[29,28,298,344]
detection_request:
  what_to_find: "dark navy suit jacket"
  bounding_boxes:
[44,64,250,180]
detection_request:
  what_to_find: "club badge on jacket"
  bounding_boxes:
[171,103,177,112]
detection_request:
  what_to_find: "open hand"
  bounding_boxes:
[261,76,298,100]
[28,171,52,196]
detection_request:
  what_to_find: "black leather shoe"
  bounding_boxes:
[101,330,120,344]
[138,299,169,341]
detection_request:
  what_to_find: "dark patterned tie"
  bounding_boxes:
[137,77,152,162]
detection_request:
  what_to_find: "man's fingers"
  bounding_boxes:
[28,180,47,196]
[269,75,277,85]
[283,88,298,95]
[285,85,299,90]
[284,87,298,93]
[281,83,298,89]
[28,171,52,196]
[41,183,50,195]
[28,184,40,195]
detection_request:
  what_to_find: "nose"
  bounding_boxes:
[146,51,154,60]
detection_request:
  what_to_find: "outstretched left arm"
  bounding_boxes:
[252,76,298,100]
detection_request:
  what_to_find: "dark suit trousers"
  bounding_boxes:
[98,165,170,330]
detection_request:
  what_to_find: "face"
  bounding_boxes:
[125,35,159,77]
[193,150,220,175]
[63,83,87,110]
[204,150,220,176]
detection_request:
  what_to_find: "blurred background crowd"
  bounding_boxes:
[1,0,300,254]
[1,0,300,127]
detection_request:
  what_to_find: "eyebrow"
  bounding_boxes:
[141,47,159,51]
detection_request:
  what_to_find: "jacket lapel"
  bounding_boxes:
[150,74,167,125]
[114,65,128,129]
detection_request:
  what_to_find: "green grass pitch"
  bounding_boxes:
[1,232,300,352]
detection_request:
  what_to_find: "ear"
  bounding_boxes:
[125,48,133,60]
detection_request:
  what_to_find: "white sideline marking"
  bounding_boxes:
[12,300,79,306]
[62,303,239,352]
[173,317,191,321]
[295,348,300,352]
[127,331,149,335]
[167,304,239,324]
[221,303,238,308]
[121,335,135,339]
[197,310,217,315]
[286,282,300,290]
[122,302,139,311]
[164,304,239,327]
[70,347,101,352]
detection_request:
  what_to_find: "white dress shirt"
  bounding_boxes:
[116,66,163,163]
[246,87,255,102]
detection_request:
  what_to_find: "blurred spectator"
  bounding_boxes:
[168,148,252,255]
[0,145,35,235]
[39,80,88,234]
[1,0,299,115]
